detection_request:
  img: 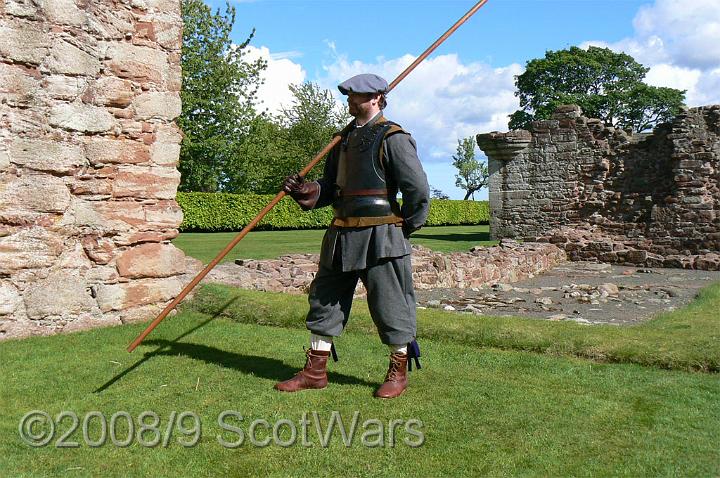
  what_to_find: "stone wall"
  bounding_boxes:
[0,0,186,339]
[477,105,720,269]
[205,242,568,295]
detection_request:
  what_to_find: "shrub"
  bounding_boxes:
[176,192,489,231]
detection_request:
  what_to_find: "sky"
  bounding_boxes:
[202,0,720,199]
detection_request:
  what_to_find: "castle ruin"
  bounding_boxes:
[477,105,720,270]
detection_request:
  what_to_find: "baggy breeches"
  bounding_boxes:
[305,254,416,345]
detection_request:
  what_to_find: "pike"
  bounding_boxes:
[127,0,489,353]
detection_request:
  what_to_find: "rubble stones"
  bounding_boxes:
[531,225,720,271]
[414,261,720,325]
[206,242,566,296]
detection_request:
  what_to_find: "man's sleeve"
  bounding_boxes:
[386,132,430,233]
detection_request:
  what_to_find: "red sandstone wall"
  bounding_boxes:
[0,0,188,339]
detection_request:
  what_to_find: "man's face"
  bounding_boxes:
[347,92,378,117]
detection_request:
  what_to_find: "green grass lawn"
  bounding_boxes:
[2,281,720,476]
[172,225,494,264]
[188,282,720,372]
[4,226,719,476]
[2,308,719,477]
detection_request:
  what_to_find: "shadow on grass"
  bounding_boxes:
[143,339,377,388]
[94,297,237,393]
[95,296,375,392]
[411,231,491,242]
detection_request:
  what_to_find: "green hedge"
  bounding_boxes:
[176,192,489,231]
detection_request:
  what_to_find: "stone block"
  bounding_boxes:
[111,165,180,199]
[23,271,95,319]
[151,123,182,166]
[49,103,116,133]
[9,138,85,173]
[132,92,181,120]
[0,148,9,170]
[0,173,71,216]
[81,235,116,265]
[41,0,87,26]
[115,242,186,278]
[96,277,182,312]
[41,75,88,100]
[68,176,113,197]
[663,255,696,269]
[645,253,666,268]
[62,198,145,233]
[0,280,23,316]
[41,40,101,76]
[555,142,577,152]
[0,63,40,105]
[62,313,122,333]
[696,253,720,270]
[85,264,119,283]
[0,319,49,340]
[0,21,50,64]
[144,0,181,14]
[84,137,150,165]
[598,251,618,262]
[677,159,703,169]
[166,61,181,92]
[5,0,40,18]
[152,16,182,50]
[106,43,168,84]
[85,7,134,39]
[0,227,64,271]
[82,77,135,107]
[58,241,92,270]
[144,201,183,228]
[113,229,178,246]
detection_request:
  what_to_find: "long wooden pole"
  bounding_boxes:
[128,0,489,353]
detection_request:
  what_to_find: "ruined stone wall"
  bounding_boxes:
[205,242,567,295]
[477,105,720,269]
[0,0,187,339]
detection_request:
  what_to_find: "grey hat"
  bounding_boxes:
[337,73,389,95]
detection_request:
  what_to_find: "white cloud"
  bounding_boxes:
[269,50,303,61]
[633,0,720,70]
[244,45,306,114]
[583,0,720,107]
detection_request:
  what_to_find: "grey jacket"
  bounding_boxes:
[310,112,430,271]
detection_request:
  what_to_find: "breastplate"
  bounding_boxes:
[333,121,398,219]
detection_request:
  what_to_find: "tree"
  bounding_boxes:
[508,46,685,132]
[430,186,449,200]
[452,137,488,200]
[178,0,266,192]
[279,82,351,180]
[225,114,290,194]
[236,82,350,194]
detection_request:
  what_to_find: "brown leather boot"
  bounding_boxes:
[274,349,329,392]
[374,353,408,399]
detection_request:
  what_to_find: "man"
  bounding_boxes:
[275,73,430,399]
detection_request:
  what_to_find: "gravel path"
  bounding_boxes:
[415,262,720,325]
